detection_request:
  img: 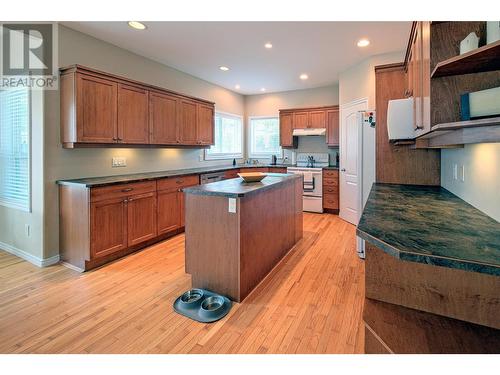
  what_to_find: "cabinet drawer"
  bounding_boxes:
[157,174,199,191]
[323,193,339,209]
[323,185,339,195]
[323,169,339,179]
[91,181,156,202]
[268,167,288,174]
[323,177,339,187]
[224,169,240,179]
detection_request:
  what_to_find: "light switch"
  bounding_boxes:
[112,157,127,167]
[453,164,458,180]
[460,165,465,182]
[228,198,236,213]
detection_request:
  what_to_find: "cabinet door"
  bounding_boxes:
[127,192,157,247]
[421,21,431,134]
[197,103,214,145]
[76,73,118,143]
[326,109,339,146]
[117,84,149,144]
[412,23,423,132]
[149,92,179,144]
[178,99,198,144]
[157,188,181,235]
[279,113,294,147]
[293,111,309,129]
[90,197,128,259]
[309,110,326,128]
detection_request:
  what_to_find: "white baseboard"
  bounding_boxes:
[0,241,60,267]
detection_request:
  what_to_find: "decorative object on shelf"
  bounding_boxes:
[487,21,500,44]
[460,32,480,55]
[173,288,232,323]
[232,158,236,166]
[460,86,500,121]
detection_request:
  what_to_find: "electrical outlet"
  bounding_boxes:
[25,224,30,238]
[460,165,465,182]
[453,164,458,180]
[199,151,204,162]
[112,157,127,167]
[228,198,236,213]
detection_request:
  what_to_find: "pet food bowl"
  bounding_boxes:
[179,288,204,308]
[199,295,225,319]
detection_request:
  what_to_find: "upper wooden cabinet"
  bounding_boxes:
[279,105,338,148]
[75,73,118,143]
[60,65,215,148]
[326,108,340,147]
[117,84,149,144]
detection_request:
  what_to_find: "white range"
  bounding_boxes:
[287,153,330,213]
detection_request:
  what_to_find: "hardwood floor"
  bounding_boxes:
[0,213,364,354]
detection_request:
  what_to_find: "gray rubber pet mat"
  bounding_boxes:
[173,288,232,323]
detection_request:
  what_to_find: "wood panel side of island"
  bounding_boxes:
[184,194,241,300]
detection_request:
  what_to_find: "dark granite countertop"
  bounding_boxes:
[56,164,295,187]
[183,173,302,198]
[357,183,500,276]
[323,166,339,170]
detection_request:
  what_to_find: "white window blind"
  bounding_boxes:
[248,117,282,158]
[205,112,243,160]
[0,88,31,211]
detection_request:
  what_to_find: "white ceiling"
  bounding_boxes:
[63,21,411,95]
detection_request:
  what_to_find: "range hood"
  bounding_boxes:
[292,128,326,136]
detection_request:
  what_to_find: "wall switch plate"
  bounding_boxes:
[228,198,236,213]
[112,157,127,167]
[453,164,458,180]
[460,165,465,182]
[25,224,30,238]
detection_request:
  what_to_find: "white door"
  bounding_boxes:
[339,99,368,224]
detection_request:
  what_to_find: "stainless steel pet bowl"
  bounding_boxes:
[179,288,204,307]
[199,295,225,318]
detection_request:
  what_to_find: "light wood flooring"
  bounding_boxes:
[0,213,364,353]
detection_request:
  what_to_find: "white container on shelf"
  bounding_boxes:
[460,32,479,54]
[487,21,500,44]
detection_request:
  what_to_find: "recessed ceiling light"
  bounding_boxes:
[300,73,309,80]
[235,84,240,89]
[357,39,370,47]
[128,21,147,30]
[264,42,273,49]
[260,88,266,92]
[219,66,230,71]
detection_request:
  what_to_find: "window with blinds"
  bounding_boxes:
[0,88,31,211]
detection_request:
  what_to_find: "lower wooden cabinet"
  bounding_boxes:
[323,169,339,213]
[90,197,128,259]
[127,192,157,246]
[157,188,182,235]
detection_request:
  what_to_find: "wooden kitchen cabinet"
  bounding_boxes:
[149,91,179,145]
[90,197,128,259]
[309,110,326,128]
[293,111,309,129]
[197,103,215,145]
[279,112,297,148]
[127,191,157,246]
[326,107,339,147]
[75,73,118,144]
[117,84,149,144]
[323,169,339,213]
[178,99,198,145]
[60,65,215,148]
[157,189,181,235]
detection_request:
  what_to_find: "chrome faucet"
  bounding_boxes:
[307,156,315,168]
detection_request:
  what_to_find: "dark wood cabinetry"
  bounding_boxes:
[76,73,117,143]
[326,108,340,146]
[127,192,157,246]
[60,65,215,148]
[279,105,338,148]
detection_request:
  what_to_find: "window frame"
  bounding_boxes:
[0,88,32,212]
[247,115,283,159]
[204,111,244,161]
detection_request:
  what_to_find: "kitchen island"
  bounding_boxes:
[184,173,303,302]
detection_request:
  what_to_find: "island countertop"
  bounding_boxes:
[183,173,302,198]
[357,183,500,276]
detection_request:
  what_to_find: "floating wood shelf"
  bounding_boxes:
[431,40,500,78]
[417,117,500,147]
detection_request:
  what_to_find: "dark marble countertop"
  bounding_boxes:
[357,183,500,276]
[183,173,302,198]
[56,164,295,187]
